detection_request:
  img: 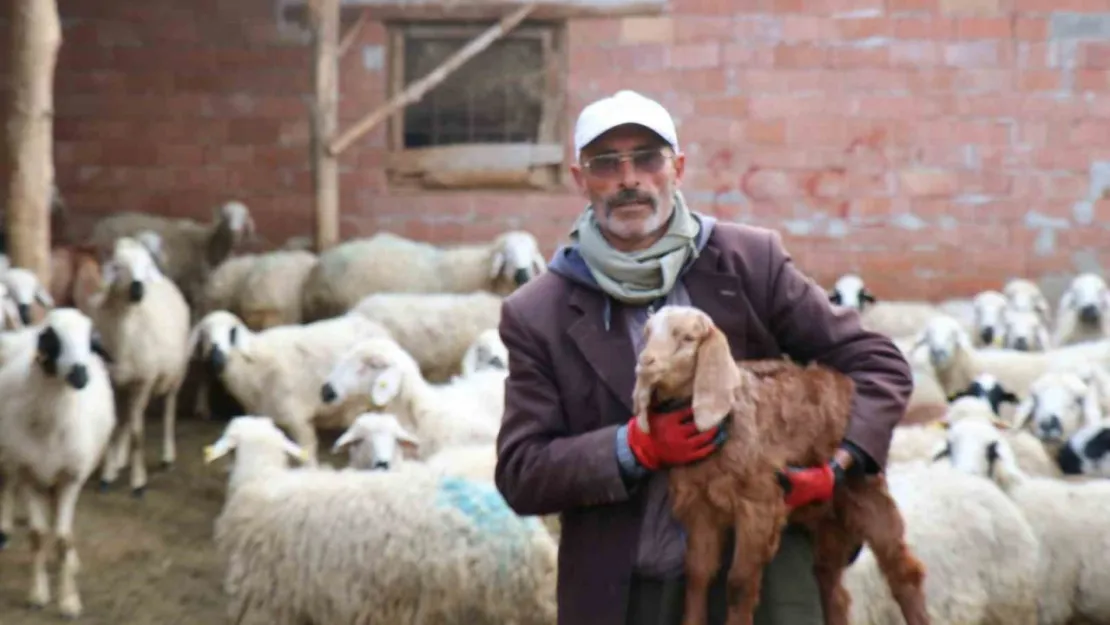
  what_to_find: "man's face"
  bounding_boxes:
[571,124,685,251]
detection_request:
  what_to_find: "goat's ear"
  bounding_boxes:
[488,250,506,280]
[631,368,653,434]
[691,325,738,432]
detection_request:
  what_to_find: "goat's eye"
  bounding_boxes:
[681,334,697,343]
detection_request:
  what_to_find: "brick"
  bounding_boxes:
[667,43,721,69]
[956,18,1013,39]
[741,120,788,145]
[1081,43,1110,69]
[1014,17,1049,41]
[773,44,827,68]
[835,17,892,40]
[899,168,959,197]
[887,0,936,11]
[740,167,796,201]
[939,0,1000,13]
[694,96,750,118]
[619,16,674,44]
[673,16,732,42]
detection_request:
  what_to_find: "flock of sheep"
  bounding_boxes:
[0,191,1107,624]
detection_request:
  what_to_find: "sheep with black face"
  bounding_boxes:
[87,236,192,496]
[0,308,116,619]
[1056,420,1110,477]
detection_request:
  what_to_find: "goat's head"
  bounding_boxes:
[947,373,1020,416]
[1012,371,1101,444]
[1058,273,1110,327]
[35,307,112,390]
[2,267,54,325]
[972,290,1008,347]
[914,315,971,370]
[332,412,420,471]
[188,310,250,375]
[930,416,1015,479]
[632,305,740,433]
[827,273,875,311]
[1056,421,1110,477]
[321,337,415,408]
[489,230,546,291]
[204,415,306,465]
[999,307,1050,352]
[102,237,164,304]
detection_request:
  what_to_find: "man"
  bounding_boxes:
[493,90,912,625]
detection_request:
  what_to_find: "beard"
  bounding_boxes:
[598,186,671,243]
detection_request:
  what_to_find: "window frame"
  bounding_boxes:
[384,19,568,191]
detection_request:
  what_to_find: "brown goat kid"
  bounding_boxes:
[631,305,929,625]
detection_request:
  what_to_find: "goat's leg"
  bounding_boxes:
[127,380,155,497]
[53,479,83,618]
[851,482,929,625]
[723,507,784,625]
[811,522,857,625]
[680,511,726,625]
[161,386,180,469]
[23,484,51,610]
[0,466,17,549]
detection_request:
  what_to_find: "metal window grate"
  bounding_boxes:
[401,33,545,148]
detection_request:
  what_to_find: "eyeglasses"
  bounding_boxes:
[580,147,671,178]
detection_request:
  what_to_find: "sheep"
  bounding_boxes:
[827,274,875,310]
[87,236,192,495]
[630,305,928,625]
[1055,420,1110,477]
[0,308,116,618]
[843,461,1039,625]
[299,230,546,321]
[86,200,256,310]
[197,252,259,318]
[1,266,55,326]
[1010,370,1104,453]
[236,249,319,330]
[460,327,508,376]
[998,306,1051,352]
[1051,272,1110,347]
[888,396,1061,477]
[0,280,28,330]
[351,291,503,383]
[204,414,558,625]
[1003,278,1051,325]
[935,417,1110,625]
[188,309,391,463]
[970,290,1008,347]
[946,373,1020,416]
[320,336,505,460]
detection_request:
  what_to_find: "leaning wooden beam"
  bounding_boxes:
[308,0,340,252]
[4,0,61,287]
[338,8,370,59]
[328,2,537,156]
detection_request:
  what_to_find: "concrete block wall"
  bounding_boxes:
[2,0,1110,301]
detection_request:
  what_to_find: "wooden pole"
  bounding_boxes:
[5,0,60,286]
[308,0,340,252]
[338,9,371,60]
[328,3,537,157]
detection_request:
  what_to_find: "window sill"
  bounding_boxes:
[281,0,666,21]
[385,142,566,191]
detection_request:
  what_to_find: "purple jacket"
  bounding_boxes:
[493,220,912,625]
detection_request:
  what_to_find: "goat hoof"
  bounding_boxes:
[0,531,8,550]
[131,486,146,499]
[98,480,112,493]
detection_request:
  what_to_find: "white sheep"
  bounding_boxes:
[87,200,256,309]
[1056,420,1110,478]
[844,461,1039,625]
[998,306,1051,352]
[0,308,116,618]
[827,273,875,310]
[946,373,1021,416]
[460,327,508,377]
[1010,370,1104,450]
[299,230,546,321]
[188,309,391,463]
[199,249,320,330]
[88,236,191,495]
[204,415,558,625]
[888,397,1061,477]
[1003,278,1051,325]
[937,417,1110,625]
[971,290,1008,347]
[827,273,976,340]
[1052,272,1110,347]
[321,336,505,460]
[351,291,503,383]
[1,266,55,326]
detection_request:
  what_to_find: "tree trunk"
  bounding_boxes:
[308,0,340,253]
[5,0,60,286]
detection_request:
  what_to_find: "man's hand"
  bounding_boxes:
[625,406,726,471]
[776,454,852,509]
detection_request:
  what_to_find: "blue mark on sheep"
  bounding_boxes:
[435,476,540,535]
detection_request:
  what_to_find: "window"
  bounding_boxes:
[385,21,567,190]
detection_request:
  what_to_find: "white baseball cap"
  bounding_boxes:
[573,90,679,158]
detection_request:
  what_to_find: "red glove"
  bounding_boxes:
[625,406,725,470]
[776,462,841,509]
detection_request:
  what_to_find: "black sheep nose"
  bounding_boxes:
[513,268,530,286]
[1080,304,1100,324]
[980,327,994,345]
[66,364,89,390]
[371,460,389,471]
[1039,416,1062,438]
[128,280,144,302]
[321,383,337,403]
[1013,337,1029,351]
[17,303,31,325]
[208,349,227,375]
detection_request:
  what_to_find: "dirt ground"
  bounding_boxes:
[0,416,252,625]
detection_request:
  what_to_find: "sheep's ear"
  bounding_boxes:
[488,250,506,280]
[331,427,361,454]
[929,440,950,462]
[204,436,235,463]
[34,285,54,309]
[531,250,547,276]
[393,423,420,452]
[1011,396,1036,431]
[370,366,403,406]
[282,437,308,462]
[1035,323,1051,350]
[691,324,738,432]
[999,390,1020,406]
[1081,385,1103,428]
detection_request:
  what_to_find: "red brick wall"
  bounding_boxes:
[2,0,1110,301]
